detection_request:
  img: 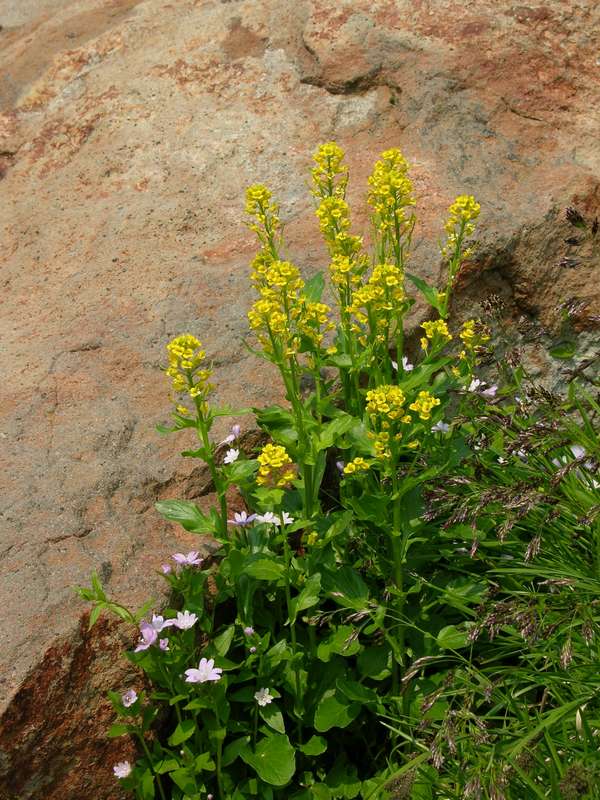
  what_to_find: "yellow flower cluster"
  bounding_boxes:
[343,456,370,475]
[444,195,481,234]
[409,390,440,421]
[166,334,213,397]
[420,319,452,351]
[367,148,415,234]
[296,299,335,347]
[366,384,407,422]
[458,318,491,361]
[253,259,304,296]
[347,263,406,326]
[442,195,480,259]
[312,141,348,199]
[256,443,296,488]
[245,184,279,224]
[315,197,351,238]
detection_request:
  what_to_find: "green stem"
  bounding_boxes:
[283,534,303,742]
[138,734,168,800]
[199,419,228,538]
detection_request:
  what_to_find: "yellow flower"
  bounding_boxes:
[166,335,213,400]
[306,531,319,546]
[312,142,348,199]
[256,443,296,488]
[441,195,480,258]
[420,319,452,350]
[459,319,491,352]
[366,385,406,422]
[409,390,441,421]
[343,457,370,475]
[367,148,415,237]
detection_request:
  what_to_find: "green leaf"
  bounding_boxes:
[316,415,355,451]
[155,500,215,533]
[213,625,235,657]
[244,559,285,582]
[223,459,257,484]
[107,723,130,738]
[154,758,180,774]
[323,567,369,610]
[357,646,391,681]
[289,573,321,624]
[317,625,361,662]
[325,760,361,798]
[168,718,196,746]
[141,769,155,800]
[299,735,327,756]
[304,271,325,302]
[170,768,197,794]
[336,678,378,704]
[222,736,250,766]
[405,272,442,310]
[259,702,286,734]
[314,689,361,732]
[436,624,469,650]
[240,734,296,786]
[194,752,216,772]
[549,341,577,360]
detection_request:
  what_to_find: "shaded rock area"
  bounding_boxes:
[0,0,598,796]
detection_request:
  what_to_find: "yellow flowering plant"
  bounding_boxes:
[79,144,600,800]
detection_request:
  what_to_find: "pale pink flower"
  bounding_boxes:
[121,689,138,708]
[223,448,239,464]
[254,688,274,706]
[256,511,279,525]
[113,761,132,779]
[280,512,294,526]
[161,563,172,574]
[169,610,198,630]
[159,638,169,651]
[172,551,203,568]
[243,626,255,636]
[185,657,222,683]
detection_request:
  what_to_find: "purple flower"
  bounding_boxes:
[121,689,138,708]
[220,424,241,445]
[228,510,257,527]
[161,563,172,574]
[135,621,158,652]
[280,512,294,526]
[335,461,345,474]
[243,626,255,636]
[172,551,203,568]
[185,657,222,683]
[151,614,173,632]
[249,646,257,653]
[468,378,484,393]
[223,448,239,464]
[159,638,169,651]
[481,384,498,398]
[113,761,132,779]
[169,610,198,630]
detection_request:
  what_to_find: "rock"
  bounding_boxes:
[0,0,598,796]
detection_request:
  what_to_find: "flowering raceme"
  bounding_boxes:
[166,334,213,402]
[256,442,296,488]
[409,390,441,421]
[420,319,452,351]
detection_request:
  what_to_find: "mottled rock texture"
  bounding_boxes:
[0,0,598,796]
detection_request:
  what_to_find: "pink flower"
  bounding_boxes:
[169,610,198,630]
[172,551,203,568]
[121,689,138,708]
[223,448,239,464]
[243,626,255,636]
[135,621,158,652]
[159,638,169,651]
[113,761,132,779]
[220,424,241,445]
[161,563,172,574]
[185,657,222,683]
